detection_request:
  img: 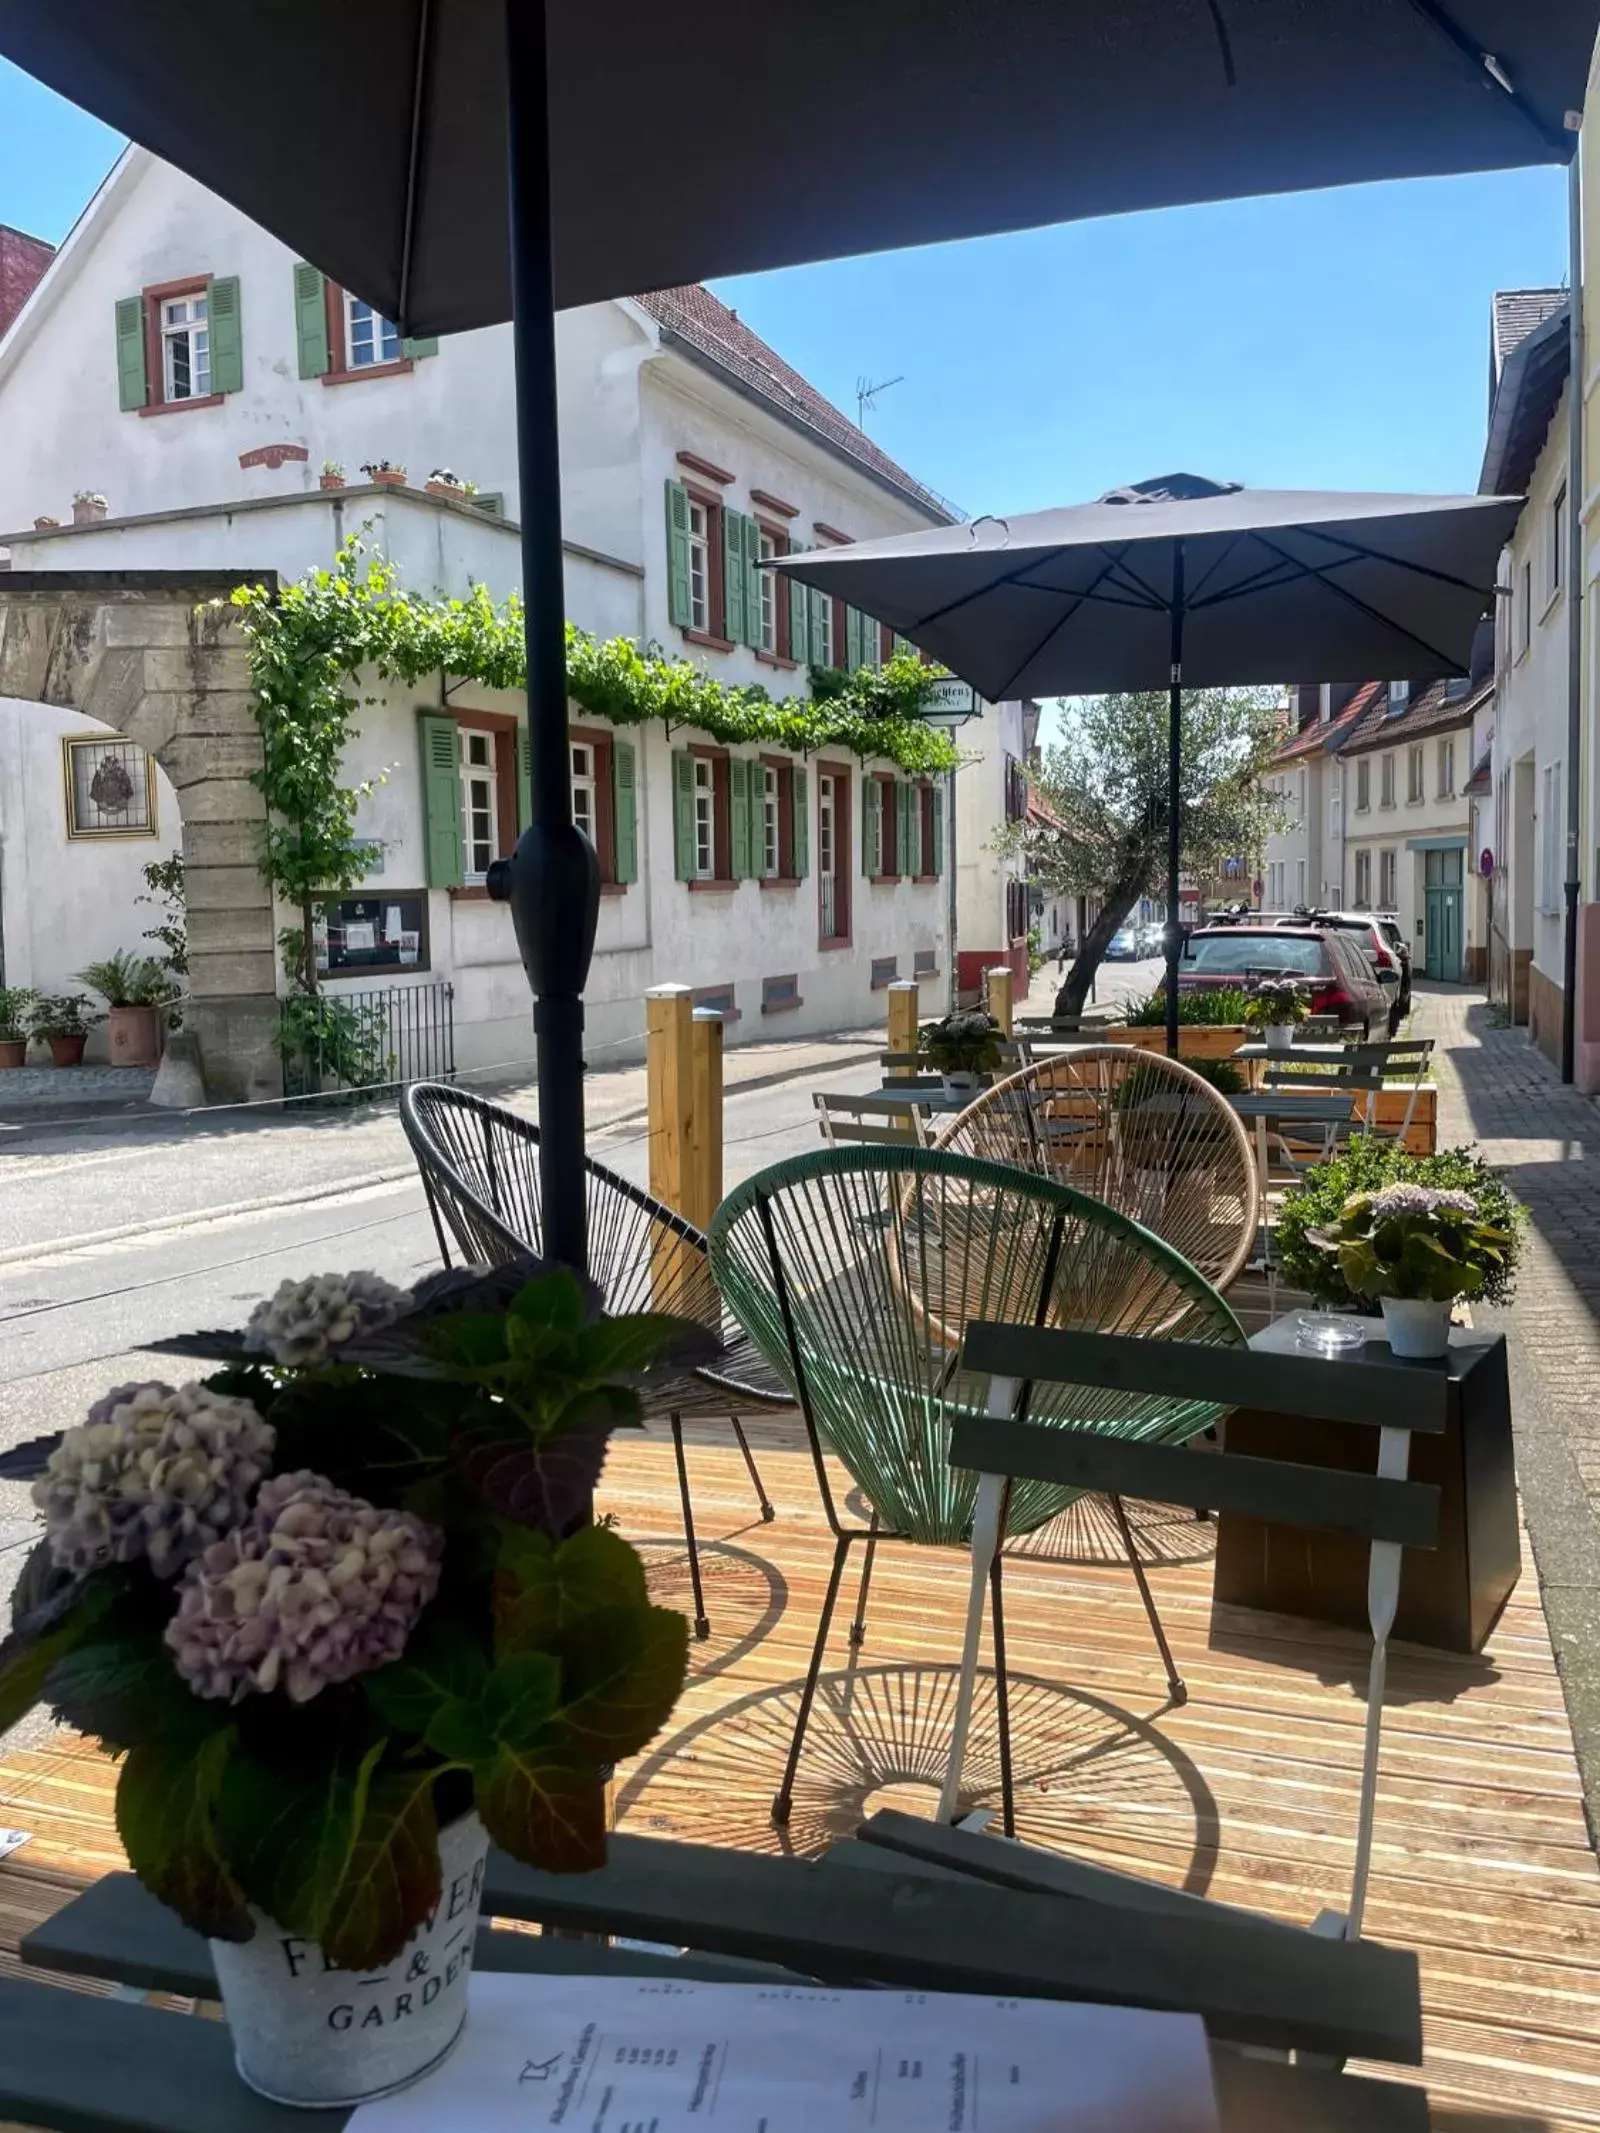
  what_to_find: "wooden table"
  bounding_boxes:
[3,1826,1432,2130]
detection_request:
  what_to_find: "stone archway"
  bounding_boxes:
[0,572,279,1102]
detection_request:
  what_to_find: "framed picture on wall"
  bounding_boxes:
[314,892,430,976]
[62,735,159,838]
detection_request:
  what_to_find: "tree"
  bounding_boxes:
[997,688,1287,1015]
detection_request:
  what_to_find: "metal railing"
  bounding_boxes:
[279,981,455,1099]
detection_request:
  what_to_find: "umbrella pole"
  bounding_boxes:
[492,0,601,1271]
[1164,547,1185,1060]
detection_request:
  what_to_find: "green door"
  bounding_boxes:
[1424,847,1463,982]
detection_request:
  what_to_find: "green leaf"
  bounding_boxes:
[319,1767,442,1971]
[493,1523,649,1658]
[476,1742,606,1873]
[364,1618,490,1736]
[507,1271,589,1342]
[215,1730,384,1942]
[47,1631,198,1752]
[552,1603,689,1762]
[425,1697,500,1768]
[116,1727,252,1943]
[481,1652,561,1750]
[0,1563,117,1739]
[569,1313,709,1383]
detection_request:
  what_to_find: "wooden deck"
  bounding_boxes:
[4,1418,1600,2130]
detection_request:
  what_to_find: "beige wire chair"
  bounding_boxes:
[934,1046,1260,1293]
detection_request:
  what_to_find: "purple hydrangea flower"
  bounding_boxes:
[243,1271,409,1369]
[165,1471,442,1703]
[32,1381,274,1578]
[1367,1183,1442,1218]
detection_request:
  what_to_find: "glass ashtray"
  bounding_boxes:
[1294,1309,1369,1356]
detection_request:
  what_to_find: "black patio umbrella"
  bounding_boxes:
[770,475,1521,1052]
[0,3,1588,1259]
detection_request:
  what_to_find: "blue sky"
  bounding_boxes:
[2,55,1569,517]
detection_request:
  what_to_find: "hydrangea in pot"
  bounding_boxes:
[0,1261,700,2107]
[1244,978,1309,1053]
[1310,1182,1512,1357]
[916,1009,1005,1095]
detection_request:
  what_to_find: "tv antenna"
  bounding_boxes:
[855,373,904,431]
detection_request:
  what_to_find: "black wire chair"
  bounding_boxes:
[399,1081,789,1638]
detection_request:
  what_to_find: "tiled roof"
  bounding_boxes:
[1338,677,1492,756]
[1269,682,1380,765]
[1492,288,1567,382]
[1481,291,1569,496]
[636,286,956,523]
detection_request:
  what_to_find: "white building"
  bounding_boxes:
[1481,287,1573,1059]
[1261,683,1374,914]
[0,148,996,1072]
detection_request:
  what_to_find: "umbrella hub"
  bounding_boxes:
[1100,474,1242,506]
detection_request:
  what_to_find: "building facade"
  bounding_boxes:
[0,150,987,1073]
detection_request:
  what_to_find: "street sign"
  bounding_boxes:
[1480,847,1494,877]
[920,676,978,725]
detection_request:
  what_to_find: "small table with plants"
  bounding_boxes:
[915,1008,1007,1098]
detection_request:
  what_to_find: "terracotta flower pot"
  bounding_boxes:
[319,474,345,491]
[48,1033,88,1067]
[108,1003,163,1069]
[425,480,465,501]
[370,469,406,487]
[0,1037,26,1068]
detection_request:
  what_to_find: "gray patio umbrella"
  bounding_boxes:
[770,475,1521,1052]
[0,3,1587,1259]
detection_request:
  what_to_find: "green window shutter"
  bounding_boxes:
[729,756,752,879]
[402,333,439,358]
[898,780,915,877]
[931,783,945,876]
[515,724,532,833]
[792,765,809,879]
[612,740,638,884]
[208,275,243,394]
[723,510,747,646]
[418,714,463,888]
[808,585,828,667]
[672,748,695,880]
[114,295,147,411]
[844,607,859,669]
[789,546,810,664]
[863,776,882,876]
[742,513,763,648]
[293,263,329,379]
[665,481,692,629]
[893,633,914,659]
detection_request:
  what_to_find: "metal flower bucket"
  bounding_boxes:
[210,1810,489,2108]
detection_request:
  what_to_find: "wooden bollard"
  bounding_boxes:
[689,1007,724,1230]
[885,979,920,1083]
[985,964,1014,1036]
[646,985,694,1222]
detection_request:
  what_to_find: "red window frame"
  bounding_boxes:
[686,741,734,886]
[817,759,852,947]
[445,706,521,901]
[755,521,795,667]
[680,482,731,651]
[139,275,223,418]
[569,723,617,886]
[321,281,415,387]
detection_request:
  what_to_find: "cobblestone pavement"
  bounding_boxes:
[1413,981,1600,1834]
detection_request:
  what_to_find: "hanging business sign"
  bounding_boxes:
[919,676,978,725]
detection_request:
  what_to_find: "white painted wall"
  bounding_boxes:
[955,698,1026,963]
[1343,702,1477,960]
[0,700,182,1055]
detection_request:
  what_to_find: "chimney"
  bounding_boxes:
[0,226,56,340]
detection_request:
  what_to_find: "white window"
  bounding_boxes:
[571,741,597,847]
[1540,760,1564,913]
[1354,849,1372,908]
[818,772,837,937]
[758,529,778,653]
[460,728,498,884]
[687,499,711,633]
[1379,848,1397,909]
[1356,759,1370,812]
[345,293,401,369]
[1519,560,1533,654]
[160,291,210,401]
[1380,754,1396,808]
[1437,737,1455,799]
[1319,683,1332,725]
[817,593,834,667]
[693,754,716,880]
[1296,857,1306,906]
[1388,680,1409,712]
[1551,484,1568,597]
[762,764,780,877]
[1407,746,1424,804]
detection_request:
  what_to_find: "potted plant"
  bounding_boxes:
[917,1008,1005,1095]
[426,466,466,501]
[1309,1180,1512,1357]
[1245,977,1309,1054]
[0,986,35,1068]
[26,992,101,1067]
[0,1261,699,2107]
[72,490,108,524]
[361,459,407,487]
[320,460,346,492]
[33,515,59,529]
[79,951,179,1068]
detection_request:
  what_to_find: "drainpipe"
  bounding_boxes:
[1562,118,1585,1084]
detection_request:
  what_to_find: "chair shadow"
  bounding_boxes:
[1011,1493,1220,1569]
[616,1658,1221,1899]
[633,1535,789,1689]
[1207,1600,1501,1705]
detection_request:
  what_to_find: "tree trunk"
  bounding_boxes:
[1053,868,1150,1017]
[300,891,319,997]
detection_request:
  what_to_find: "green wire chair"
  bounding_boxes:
[708,1145,1246,1830]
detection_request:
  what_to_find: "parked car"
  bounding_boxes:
[1138,921,1168,956]
[1106,927,1143,960]
[1177,924,1395,1039]
[1273,908,1411,1031]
